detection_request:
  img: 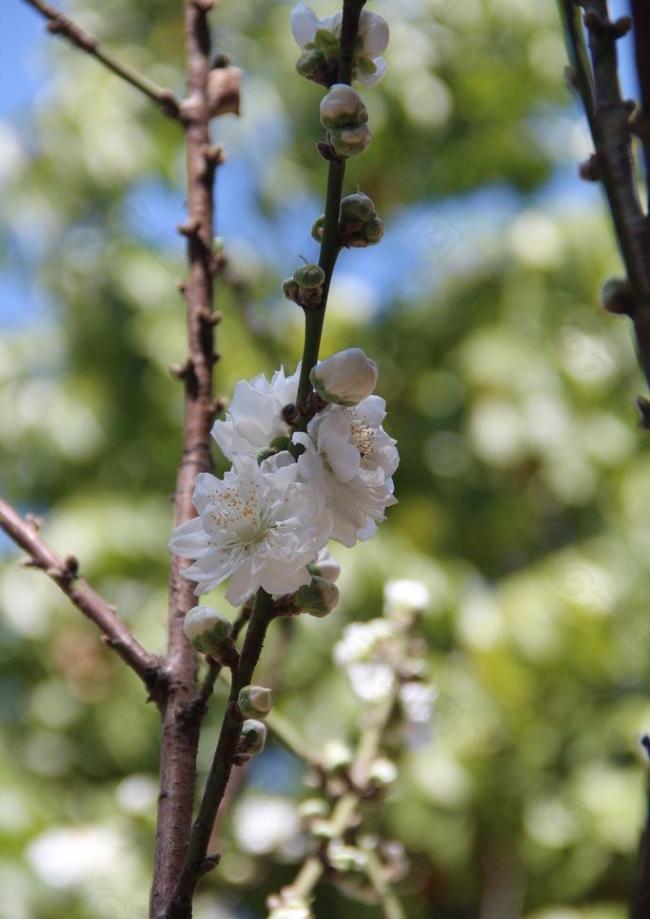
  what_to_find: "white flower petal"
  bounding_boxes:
[358,11,389,56]
[291,3,321,48]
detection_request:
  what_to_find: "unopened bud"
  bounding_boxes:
[601,277,635,316]
[329,123,372,158]
[238,685,273,718]
[298,798,329,821]
[183,606,232,656]
[322,738,353,771]
[293,576,339,617]
[296,48,329,86]
[293,263,325,290]
[308,549,341,583]
[320,84,368,130]
[327,841,367,872]
[340,192,376,224]
[311,215,326,242]
[282,277,300,302]
[310,347,378,406]
[362,216,384,245]
[368,756,398,786]
[239,719,267,756]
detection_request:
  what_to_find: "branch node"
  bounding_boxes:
[209,396,227,417]
[198,854,221,876]
[19,556,40,569]
[63,553,80,579]
[637,396,650,429]
[202,143,226,166]
[177,218,201,238]
[579,153,601,182]
[198,307,222,326]
[192,0,215,10]
[169,358,195,380]
[25,513,43,530]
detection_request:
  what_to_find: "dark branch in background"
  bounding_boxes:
[295,0,368,411]
[152,0,223,914]
[0,499,162,691]
[166,588,275,919]
[633,741,650,919]
[21,0,181,118]
[631,0,650,213]
[559,0,650,389]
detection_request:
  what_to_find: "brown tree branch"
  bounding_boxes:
[21,0,181,118]
[0,498,161,690]
[165,589,275,919]
[151,1,222,915]
[559,0,650,386]
[631,0,650,212]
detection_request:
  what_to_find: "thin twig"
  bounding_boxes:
[151,0,222,914]
[279,685,399,907]
[295,0,368,412]
[21,0,181,118]
[198,605,252,706]
[559,0,650,384]
[0,498,161,691]
[365,850,407,919]
[165,589,275,919]
[631,0,650,213]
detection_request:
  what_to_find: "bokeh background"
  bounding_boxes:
[2,0,650,916]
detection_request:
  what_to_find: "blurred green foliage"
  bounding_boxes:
[2,0,650,917]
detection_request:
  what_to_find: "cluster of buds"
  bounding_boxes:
[312,191,384,250]
[283,261,326,309]
[320,84,371,158]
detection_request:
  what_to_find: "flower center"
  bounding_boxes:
[347,412,375,461]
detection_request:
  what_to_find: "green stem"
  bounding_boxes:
[295,0,367,411]
[165,589,274,919]
[365,850,407,919]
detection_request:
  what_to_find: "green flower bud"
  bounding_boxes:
[601,277,635,315]
[270,435,291,452]
[293,263,325,290]
[238,685,273,718]
[340,192,376,224]
[293,576,339,617]
[362,216,384,245]
[327,842,367,873]
[310,818,335,840]
[298,798,329,821]
[240,719,267,756]
[329,123,372,158]
[183,606,234,658]
[296,48,327,81]
[368,757,398,786]
[320,84,368,130]
[311,215,326,242]
[282,277,300,302]
[322,738,353,771]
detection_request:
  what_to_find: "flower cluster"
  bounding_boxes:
[170,349,398,608]
[333,578,436,748]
